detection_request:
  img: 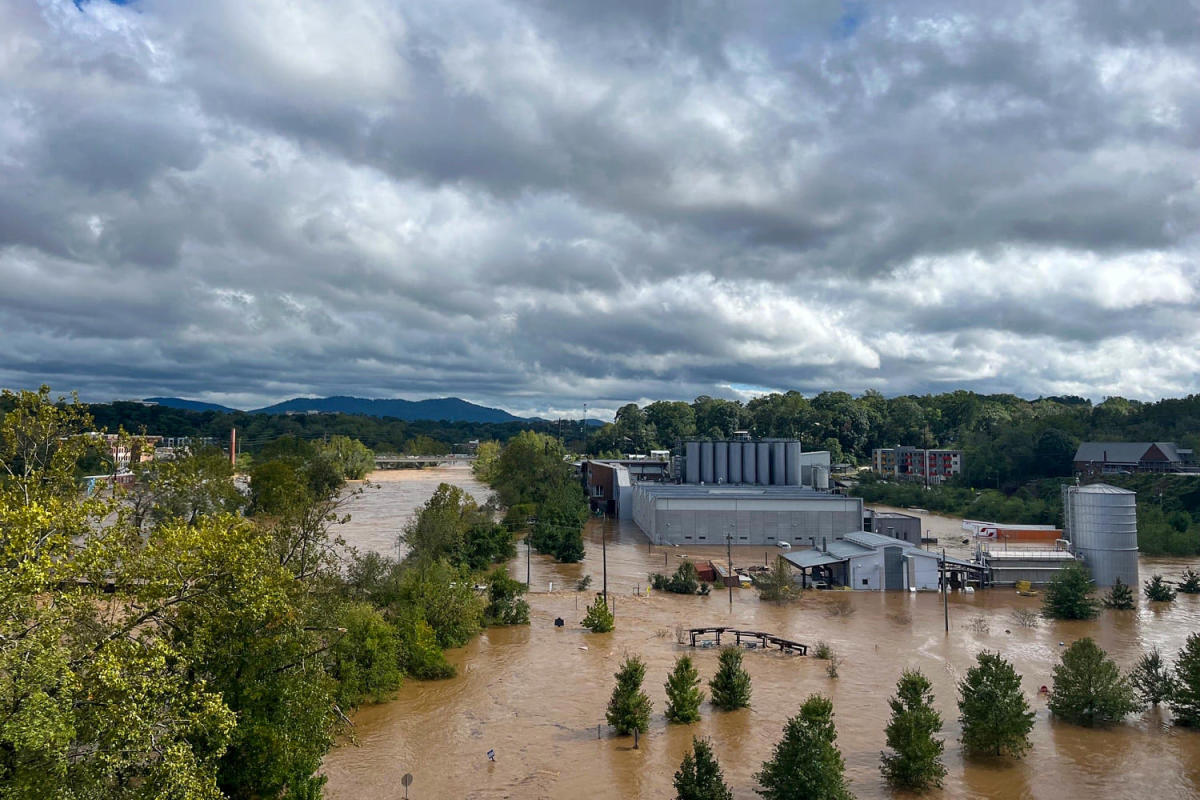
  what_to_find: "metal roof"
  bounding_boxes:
[782,549,849,569]
[843,531,917,550]
[1072,482,1134,495]
[633,484,837,499]
[1073,442,1183,464]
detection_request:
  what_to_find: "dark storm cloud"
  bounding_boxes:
[0,0,1198,418]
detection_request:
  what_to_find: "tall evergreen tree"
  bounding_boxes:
[1143,575,1177,602]
[1042,561,1099,620]
[1170,633,1200,727]
[606,655,652,735]
[665,655,705,724]
[755,695,852,800]
[1048,638,1140,726]
[1131,646,1175,707]
[1102,577,1135,610]
[674,738,733,800]
[881,669,946,791]
[709,647,752,710]
[957,651,1034,758]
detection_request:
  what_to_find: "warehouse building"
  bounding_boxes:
[631,483,863,546]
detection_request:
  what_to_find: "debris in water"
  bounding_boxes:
[578,645,588,651]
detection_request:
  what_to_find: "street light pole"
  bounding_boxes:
[602,523,608,604]
[726,533,733,611]
[942,547,949,633]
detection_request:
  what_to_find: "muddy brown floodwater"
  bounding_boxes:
[323,468,1200,799]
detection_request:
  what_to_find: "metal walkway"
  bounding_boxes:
[686,627,808,655]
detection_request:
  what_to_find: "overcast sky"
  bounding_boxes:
[2,1,1198,419]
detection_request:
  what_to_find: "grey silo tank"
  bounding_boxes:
[756,442,771,485]
[742,442,757,484]
[701,441,715,483]
[729,441,742,483]
[785,441,801,485]
[1066,483,1138,587]
[813,465,829,490]
[685,441,700,483]
[771,442,785,485]
[715,441,728,484]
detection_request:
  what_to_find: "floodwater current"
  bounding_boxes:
[323,467,1200,799]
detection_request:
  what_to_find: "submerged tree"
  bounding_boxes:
[1042,561,1099,620]
[674,738,733,800]
[1170,633,1200,727]
[665,655,705,724]
[755,695,852,800]
[709,647,752,710]
[881,669,946,791]
[606,655,652,735]
[651,560,703,594]
[1144,575,1177,603]
[1178,568,1200,594]
[1048,638,1140,726]
[1131,646,1175,707]
[483,566,530,626]
[756,556,801,603]
[1103,577,1136,610]
[581,593,614,633]
[957,651,1034,758]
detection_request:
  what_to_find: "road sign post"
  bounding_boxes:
[401,773,413,799]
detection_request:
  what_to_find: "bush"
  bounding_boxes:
[881,669,946,791]
[814,641,833,660]
[606,655,652,735]
[1144,575,1177,602]
[1048,638,1140,726]
[755,695,851,800]
[1042,561,1098,620]
[665,655,705,724]
[651,561,702,594]
[581,594,614,633]
[395,611,455,680]
[673,738,733,800]
[755,556,800,603]
[709,648,751,710]
[483,566,530,626]
[957,651,1034,758]
[1178,568,1200,594]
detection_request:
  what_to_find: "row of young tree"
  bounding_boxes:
[473,431,589,563]
[1042,562,1200,619]
[0,387,529,799]
[634,635,1200,800]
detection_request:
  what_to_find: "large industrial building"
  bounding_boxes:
[630,438,860,546]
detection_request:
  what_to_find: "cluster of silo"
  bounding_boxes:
[682,440,805,486]
[1063,483,1138,587]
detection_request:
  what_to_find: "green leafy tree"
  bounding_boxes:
[530,480,587,563]
[327,602,403,708]
[471,439,502,482]
[1131,646,1175,707]
[1041,561,1099,620]
[756,556,800,603]
[709,647,752,710]
[651,560,703,594]
[582,593,615,632]
[665,655,705,724]
[1178,568,1200,594]
[1144,574,1177,602]
[1170,632,1200,727]
[395,610,456,680]
[674,737,733,800]
[321,434,375,480]
[491,430,572,507]
[755,694,852,800]
[881,669,946,791]
[957,651,1034,758]
[394,559,485,648]
[606,656,652,735]
[1048,638,1140,726]
[483,566,530,625]
[1103,577,1136,610]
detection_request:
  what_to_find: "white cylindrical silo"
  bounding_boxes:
[742,442,756,484]
[715,441,728,484]
[1066,483,1138,588]
[701,441,715,483]
[785,441,801,485]
[771,442,785,485]
[729,441,742,483]
[685,441,700,483]
[813,465,829,490]
[756,442,771,485]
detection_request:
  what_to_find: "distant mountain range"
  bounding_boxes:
[145,395,528,423]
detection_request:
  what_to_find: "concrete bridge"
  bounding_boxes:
[373,453,477,468]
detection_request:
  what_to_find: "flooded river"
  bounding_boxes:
[323,468,1200,799]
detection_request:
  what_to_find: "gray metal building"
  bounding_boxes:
[631,484,863,546]
[863,509,923,545]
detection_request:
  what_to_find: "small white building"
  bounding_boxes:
[782,531,972,591]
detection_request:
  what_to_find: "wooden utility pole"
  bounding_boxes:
[942,548,949,633]
[726,533,734,611]
[602,523,608,603]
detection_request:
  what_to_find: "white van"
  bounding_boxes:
[776,540,792,550]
